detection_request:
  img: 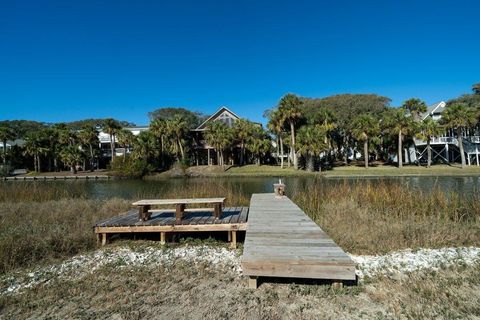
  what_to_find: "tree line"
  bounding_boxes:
[0,83,479,176]
[266,83,480,171]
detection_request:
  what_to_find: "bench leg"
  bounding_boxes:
[101,233,107,246]
[96,233,101,247]
[332,281,343,289]
[175,204,185,222]
[138,205,151,221]
[214,203,222,219]
[230,230,237,249]
[160,232,166,245]
[248,277,258,289]
[228,231,231,242]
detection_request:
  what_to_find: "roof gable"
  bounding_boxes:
[195,106,241,130]
[422,101,446,120]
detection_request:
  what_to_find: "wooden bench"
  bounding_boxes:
[132,198,226,222]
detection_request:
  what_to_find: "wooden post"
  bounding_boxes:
[230,230,237,249]
[175,203,185,222]
[248,277,258,289]
[96,233,101,246]
[101,233,107,246]
[227,231,231,242]
[160,232,166,245]
[208,148,211,166]
[332,281,343,289]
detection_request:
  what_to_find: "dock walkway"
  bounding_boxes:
[242,193,356,288]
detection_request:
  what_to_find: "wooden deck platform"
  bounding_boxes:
[94,206,248,247]
[242,193,356,288]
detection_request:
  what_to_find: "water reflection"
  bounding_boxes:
[10,175,477,200]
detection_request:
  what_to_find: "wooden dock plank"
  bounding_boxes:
[241,194,356,281]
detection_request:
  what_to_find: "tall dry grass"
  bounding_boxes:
[292,179,480,254]
[0,179,478,272]
[0,181,249,273]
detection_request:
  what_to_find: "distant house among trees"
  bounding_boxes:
[192,106,249,165]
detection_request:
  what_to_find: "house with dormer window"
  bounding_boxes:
[191,106,244,165]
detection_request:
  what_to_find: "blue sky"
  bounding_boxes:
[1,0,479,125]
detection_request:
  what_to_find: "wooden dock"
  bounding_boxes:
[3,175,110,181]
[94,207,248,248]
[242,193,356,288]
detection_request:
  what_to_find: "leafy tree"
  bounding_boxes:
[384,108,416,168]
[148,107,205,129]
[0,126,15,167]
[116,129,135,162]
[351,115,380,168]
[234,119,256,166]
[65,119,134,130]
[245,126,271,165]
[205,121,234,166]
[417,118,443,168]
[278,94,303,169]
[473,83,480,95]
[103,119,122,160]
[441,104,477,168]
[0,120,45,138]
[302,94,390,164]
[78,126,99,170]
[296,125,328,172]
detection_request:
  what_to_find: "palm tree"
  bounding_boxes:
[167,116,189,161]
[441,103,477,168]
[402,98,428,120]
[23,133,48,172]
[132,131,156,162]
[267,109,286,169]
[234,119,255,166]
[351,115,379,168]
[103,118,121,160]
[78,125,99,171]
[245,126,271,165]
[278,94,303,169]
[417,118,443,168]
[296,125,328,172]
[205,121,234,166]
[59,145,84,174]
[116,129,135,162]
[384,108,416,168]
[0,126,15,167]
[150,118,168,167]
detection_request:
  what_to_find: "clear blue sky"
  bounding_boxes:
[1,0,479,125]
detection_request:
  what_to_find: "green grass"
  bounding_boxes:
[323,164,480,177]
[154,163,480,178]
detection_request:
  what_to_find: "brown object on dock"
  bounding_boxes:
[242,193,356,289]
[132,198,226,222]
[94,206,248,248]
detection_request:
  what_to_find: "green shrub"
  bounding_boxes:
[108,156,151,178]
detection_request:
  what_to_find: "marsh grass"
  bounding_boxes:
[292,179,480,254]
[0,182,86,202]
[0,181,249,273]
[0,179,478,273]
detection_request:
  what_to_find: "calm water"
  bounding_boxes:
[10,176,479,200]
